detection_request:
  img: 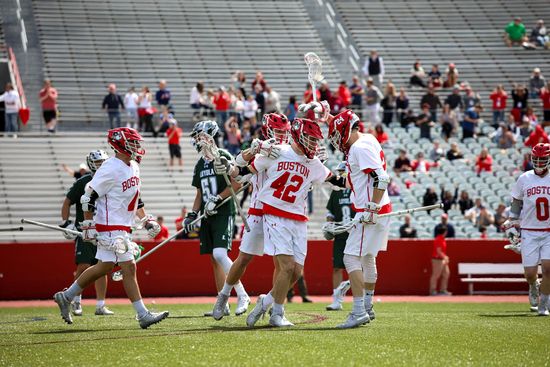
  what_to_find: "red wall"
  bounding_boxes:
[0,239,522,300]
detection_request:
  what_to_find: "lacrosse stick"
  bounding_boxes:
[322,203,443,235]
[111,183,251,281]
[0,227,24,232]
[197,132,250,232]
[21,219,82,237]
[304,52,324,104]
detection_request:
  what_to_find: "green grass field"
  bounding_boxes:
[0,302,548,366]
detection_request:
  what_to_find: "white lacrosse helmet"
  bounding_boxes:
[86,150,109,173]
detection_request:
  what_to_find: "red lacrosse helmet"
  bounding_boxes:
[261,113,291,143]
[108,127,145,163]
[531,143,550,175]
[328,109,360,153]
[291,118,323,159]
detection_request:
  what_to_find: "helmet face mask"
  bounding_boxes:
[108,128,145,163]
[262,113,291,144]
[86,150,109,172]
[291,118,323,159]
[190,120,219,153]
[532,143,550,175]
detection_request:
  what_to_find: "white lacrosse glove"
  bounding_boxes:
[80,220,97,244]
[298,100,330,122]
[317,145,328,163]
[250,138,281,159]
[205,195,223,217]
[323,229,335,241]
[183,211,199,233]
[502,219,521,245]
[357,202,381,225]
[59,220,77,240]
[214,156,237,177]
[143,216,161,238]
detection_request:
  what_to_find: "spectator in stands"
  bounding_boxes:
[435,213,455,238]
[231,70,247,98]
[494,203,507,232]
[522,152,534,171]
[157,105,173,136]
[464,197,483,223]
[396,87,410,125]
[243,94,259,126]
[284,96,298,121]
[475,147,493,175]
[387,178,400,196]
[254,84,266,117]
[458,191,474,215]
[511,83,529,123]
[428,64,442,88]
[166,118,183,168]
[381,81,397,125]
[489,84,508,128]
[444,85,463,111]
[124,87,138,129]
[401,109,417,130]
[429,140,444,162]
[524,124,549,148]
[412,152,438,173]
[443,63,459,88]
[462,85,481,111]
[530,19,549,49]
[362,49,385,87]
[102,84,124,129]
[399,215,417,238]
[251,71,267,93]
[420,84,442,122]
[479,226,488,239]
[475,206,495,230]
[373,124,389,146]
[224,116,242,155]
[409,60,427,88]
[240,119,254,149]
[461,103,482,141]
[429,226,451,296]
[529,68,546,98]
[541,81,550,125]
[61,163,88,180]
[423,186,438,211]
[154,216,169,241]
[265,85,281,113]
[446,142,465,161]
[440,184,458,214]
[231,89,245,124]
[0,82,20,136]
[364,77,383,123]
[504,17,528,47]
[303,83,320,105]
[349,75,364,112]
[39,79,58,133]
[496,123,517,149]
[416,103,435,141]
[393,149,412,175]
[319,81,333,107]
[523,106,538,127]
[156,80,172,112]
[439,104,458,141]
[190,82,211,120]
[333,80,351,113]
[213,86,231,127]
[137,86,154,133]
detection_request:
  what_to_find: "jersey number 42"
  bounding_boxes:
[270,172,304,203]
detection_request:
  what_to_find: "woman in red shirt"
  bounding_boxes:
[475,148,493,175]
[373,124,389,145]
[429,227,451,296]
[489,84,507,128]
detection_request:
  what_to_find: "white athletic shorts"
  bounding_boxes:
[520,230,550,267]
[263,214,308,266]
[95,230,135,263]
[239,214,264,256]
[344,216,390,257]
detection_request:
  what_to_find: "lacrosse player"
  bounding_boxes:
[54,128,169,329]
[210,113,290,320]
[220,118,346,327]
[184,120,250,317]
[324,162,353,311]
[60,149,114,316]
[503,143,550,316]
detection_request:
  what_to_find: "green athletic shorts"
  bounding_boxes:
[75,236,98,265]
[333,236,347,269]
[199,215,234,255]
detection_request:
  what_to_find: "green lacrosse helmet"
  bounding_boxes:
[190,120,219,152]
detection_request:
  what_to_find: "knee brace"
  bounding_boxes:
[343,254,363,273]
[212,247,233,274]
[361,254,378,283]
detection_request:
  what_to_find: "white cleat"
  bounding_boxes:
[212,293,230,321]
[326,301,343,311]
[71,302,83,316]
[537,306,549,316]
[366,305,376,320]
[269,312,294,327]
[205,303,230,317]
[138,311,169,329]
[529,279,541,308]
[246,294,270,327]
[503,243,521,254]
[337,312,370,329]
[235,295,250,316]
[54,292,73,324]
[95,306,114,315]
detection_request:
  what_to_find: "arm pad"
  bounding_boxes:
[509,198,523,219]
[81,186,99,213]
[237,166,252,176]
[369,168,390,190]
[235,152,248,167]
[327,174,347,188]
[137,198,145,209]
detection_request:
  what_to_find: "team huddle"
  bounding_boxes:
[52,99,550,329]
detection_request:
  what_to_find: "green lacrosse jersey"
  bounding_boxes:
[66,173,93,227]
[326,188,355,242]
[192,149,236,217]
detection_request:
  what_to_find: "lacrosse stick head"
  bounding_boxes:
[321,221,354,235]
[111,270,123,282]
[304,52,324,85]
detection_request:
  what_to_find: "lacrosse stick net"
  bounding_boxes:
[304,52,324,103]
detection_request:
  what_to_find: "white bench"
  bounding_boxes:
[458,263,541,295]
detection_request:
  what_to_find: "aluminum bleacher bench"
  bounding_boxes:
[458,263,541,295]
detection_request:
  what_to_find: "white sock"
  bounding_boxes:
[234,282,248,297]
[96,299,105,308]
[364,290,374,309]
[272,302,284,315]
[63,282,83,302]
[332,289,339,301]
[73,295,82,303]
[352,296,365,315]
[262,292,274,311]
[220,282,233,296]
[132,299,148,317]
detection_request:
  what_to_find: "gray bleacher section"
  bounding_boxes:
[33,0,341,130]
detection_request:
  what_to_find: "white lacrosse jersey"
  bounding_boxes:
[510,170,550,230]
[346,134,391,214]
[247,161,267,216]
[252,144,331,221]
[87,157,141,232]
